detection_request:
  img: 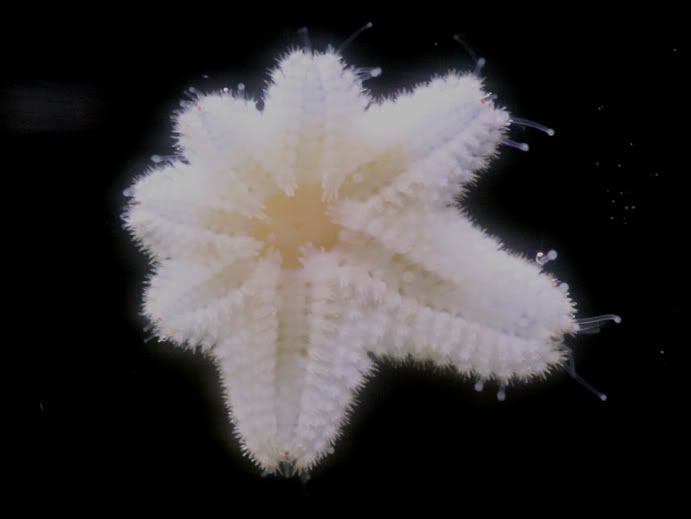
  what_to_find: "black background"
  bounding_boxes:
[21,5,684,510]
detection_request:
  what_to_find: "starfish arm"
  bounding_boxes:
[371,287,566,381]
[124,161,266,262]
[333,205,576,379]
[173,92,282,202]
[261,50,371,198]
[346,72,508,206]
[175,92,260,172]
[213,254,282,471]
[284,251,385,472]
[143,254,276,350]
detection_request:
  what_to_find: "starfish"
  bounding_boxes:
[123,45,617,477]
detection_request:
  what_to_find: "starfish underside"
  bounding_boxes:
[124,49,577,475]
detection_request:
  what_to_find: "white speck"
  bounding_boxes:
[595,161,600,166]
[660,350,665,354]
[223,87,229,93]
[203,74,209,79]
[238,83,246,92]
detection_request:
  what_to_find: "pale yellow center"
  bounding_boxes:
[250,184,341,269]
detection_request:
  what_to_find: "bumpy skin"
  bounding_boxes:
[124,48,577,475]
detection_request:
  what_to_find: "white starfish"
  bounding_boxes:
[123,46,603,476]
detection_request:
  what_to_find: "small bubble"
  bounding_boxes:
[595,161,600,166]
[238,83,246,91]
[597,105,605,111]
[660,350,665,354]
[617,163,622,168]
[631,205,636,209]
[624,206,629,210]
[151,154,164,163]
[202,74,209,79]
[433,41,439,46]
[123,187,134,197]
[223,87,229,93]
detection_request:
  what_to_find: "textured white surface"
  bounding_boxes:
[124,48,578,475]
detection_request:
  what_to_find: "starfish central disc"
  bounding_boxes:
[251,184,341,268]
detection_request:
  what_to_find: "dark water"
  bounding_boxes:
[23,7,683,510]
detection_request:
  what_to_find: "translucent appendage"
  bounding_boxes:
[576,314,622,333]
[536,249,558,267]
[564,348,607,401]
